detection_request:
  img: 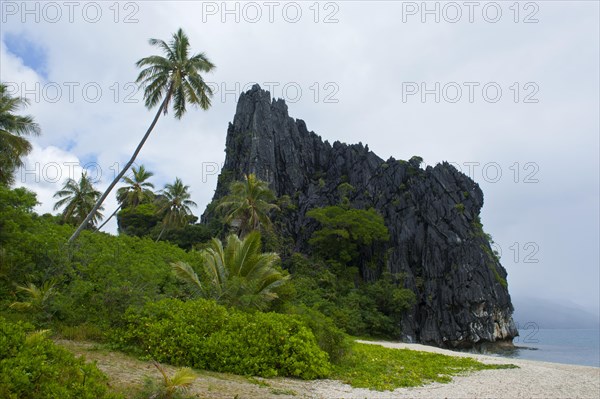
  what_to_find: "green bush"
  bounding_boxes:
[0,185,205,329]
[283,304,351,363]
[113,298,228,367]
[286,254,415,339]
[203,311,330,379]
[307,205,389,267]
[0,317,120,399]
[113,298,330,379]
[117,203,160,238]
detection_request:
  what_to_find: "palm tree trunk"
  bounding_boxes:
[68,85,174,243]
[156,224,167,242]
[96,204,122,231]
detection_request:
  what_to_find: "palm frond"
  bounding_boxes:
[171,261,203,294]
[168,367,197,391]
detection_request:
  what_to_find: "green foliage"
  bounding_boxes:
[0,187,71,300]
[69,29,215,243]
[57,323,106,342]
[0,83,41,186]
[0,186,202,329]
[0,186,38,249]
[488,262,508,289]
[409,155,423,167]
[156,178,197,241]
[286,254,415,339]
[217,173,279,237]
[114,298,331,379]
[161,224,213,250]
[333,342,517,391]
[50,233,201,327]
[301,205,408,338]
[135,28,216,118]
[336,182,355,202]
[172,232,289,310]
[116,165,155,209]
[203,310,330,379]
[307,205,389,267]
[136,361,197,399]
[118,203,211,250]
[454,203,465,214]
[283,304,351,363]
[0,317,119,399]
[10,280,58,324]
[360,273,416,337]
[117,202,161,237]
[53,172,104,227]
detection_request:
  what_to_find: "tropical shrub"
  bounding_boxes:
[133,361,197,399]
[113,298,330,379]
[172,231,289,310]
[0,317,119,399]
[117,202,160,237]
[283,304,351,363]
[0,186,204,329]
[307,205,389,268]
[286,253,415,338]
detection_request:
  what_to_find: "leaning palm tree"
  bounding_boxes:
[156,177,197,241]
[0,83,41,185]
[97,164,155,231]
[172,231,289,310]
[69,28,215,243]
[53,172,104,227]
[216,174,279,237]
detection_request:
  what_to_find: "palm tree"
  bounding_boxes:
[117,164,155,208]
[9,280,57,313]
[53,172,104,227]
[172,231,289,310]
[0,83,41,185]
[156,177,197,241]
[152,361,197,399]
[10,280,58,323]
[97,165,155,231]
[216,174,279,237]
[69,28,215,243]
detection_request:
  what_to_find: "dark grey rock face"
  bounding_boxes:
[204,84,518,348]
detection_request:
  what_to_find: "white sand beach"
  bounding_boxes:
[58,339,600,399]
[310,340,600,399]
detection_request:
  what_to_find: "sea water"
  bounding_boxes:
[487,328,600,367]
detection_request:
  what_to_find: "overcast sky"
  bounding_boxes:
[1,1,598,321]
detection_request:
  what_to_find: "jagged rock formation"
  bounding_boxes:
[204,85,518,348]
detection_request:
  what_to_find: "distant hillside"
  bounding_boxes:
[513,296,600,329]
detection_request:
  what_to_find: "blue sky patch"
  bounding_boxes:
[4,33,48,79]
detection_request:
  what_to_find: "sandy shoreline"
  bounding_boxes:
[310,340,600,399]
[58,339,599,399]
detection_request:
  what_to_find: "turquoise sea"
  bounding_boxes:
[480,328,600,367]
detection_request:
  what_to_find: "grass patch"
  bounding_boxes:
[333,342,518,391]
[57,323,107,342]
[270,388,297,395]
[246,376,270,387]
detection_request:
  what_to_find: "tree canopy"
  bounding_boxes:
[307,205,389,266]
